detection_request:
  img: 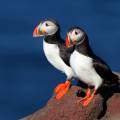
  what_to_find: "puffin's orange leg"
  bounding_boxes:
[76,88,91,104]
[82,89,96,106]
[55,80,71,100]
[54,84,66,94]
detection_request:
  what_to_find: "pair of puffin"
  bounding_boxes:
[33,18,119,106]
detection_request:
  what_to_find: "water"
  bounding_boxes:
[0,0,120,119]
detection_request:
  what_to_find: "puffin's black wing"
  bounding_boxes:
[59,43,74,66]
[93,56,119,85]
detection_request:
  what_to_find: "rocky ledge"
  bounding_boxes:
[21,84,120,120]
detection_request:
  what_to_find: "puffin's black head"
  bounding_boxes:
[33,18,60,37]
[65,26,87,47]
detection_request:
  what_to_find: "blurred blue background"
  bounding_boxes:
[0,0,120,119]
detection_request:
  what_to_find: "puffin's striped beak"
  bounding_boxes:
[33,26,43,37]
[65,35,72,47]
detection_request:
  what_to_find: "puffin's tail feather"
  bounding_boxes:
[113,72,120,84]
[104,72,120,86]
[111,72,120,85]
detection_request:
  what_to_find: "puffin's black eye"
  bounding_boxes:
[45,23,49,27]
[75,31,78,35]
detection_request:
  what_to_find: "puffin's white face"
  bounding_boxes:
[33,20,58,37]
[66,28,85,47]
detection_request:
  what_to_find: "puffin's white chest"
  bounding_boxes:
[70,50,102,89]
[43,41,74,78]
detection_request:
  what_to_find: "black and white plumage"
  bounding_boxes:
[43,32,74,79]
[66,26,119,106]
[33,18,75,99]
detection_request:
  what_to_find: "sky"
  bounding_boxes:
[0,0,120,119]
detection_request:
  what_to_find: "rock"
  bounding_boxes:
[21,72,120,120]
[21,86,104,120]
[101,93,120,120]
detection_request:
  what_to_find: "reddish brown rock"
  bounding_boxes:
[101,93,120,120]
[21,86,104,120]
[21,73,120,120]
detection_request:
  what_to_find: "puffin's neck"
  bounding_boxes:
[44,29,61,44]
[75,38,94,56]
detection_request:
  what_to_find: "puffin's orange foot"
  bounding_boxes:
[54,83,66,94]
[76,88,91,104]
[82,89,96,106]
[82,96,93,106]
[55,80,71,100]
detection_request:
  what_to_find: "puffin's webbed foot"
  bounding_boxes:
[82,89,96,106]
[54,80,71,100]
[76,88,91,104]
[76,88,96,106]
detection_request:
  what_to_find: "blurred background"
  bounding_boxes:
[0,0,120,119]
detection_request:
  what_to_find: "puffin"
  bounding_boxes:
[32,18,75,99]
[65,26,119,106]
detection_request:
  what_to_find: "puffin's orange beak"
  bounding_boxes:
[33,26,43,37]
[65,35,72,47]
